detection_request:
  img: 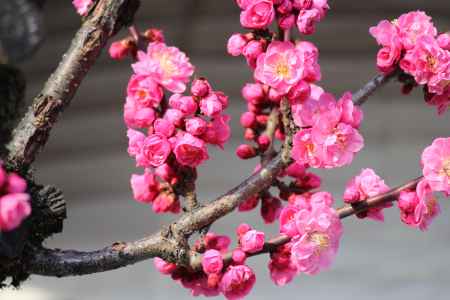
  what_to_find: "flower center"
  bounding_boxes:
[310,232,330,254]
[276,61,290,79]
[137,89,148,99]
[426,55,438,71]
[442,158,450,177]
[426,196,438,216]
[159,54,176,77]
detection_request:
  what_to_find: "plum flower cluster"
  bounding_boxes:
[72,0,94,16]
[274,192,343,284]
[154,231,260,299]
[397,137,450,231]
[0,165,31,232]
[237,0,329,35]
[117,33,230,213]
[370,11,450,114]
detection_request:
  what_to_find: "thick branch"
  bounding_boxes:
[6,0,140,171]
[24,72,393,277]
[353,71,397,106]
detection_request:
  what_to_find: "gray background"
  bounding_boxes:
[2,0,450,299]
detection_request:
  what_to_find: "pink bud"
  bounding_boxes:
[268,88,282,102]
[109,40,131,60]
[232,249,247,264]
[279,14,296,30]
[236,223,252,236]
[297,9,320,35]
[287,80,311,103]
[207,273,221,288]
[154,257,176,275]
[292,0,313,9]
[144,28,165,42]
[437,32,450,50]
[130,172,159,204]
[191,78,212,98]
[185,117,207,136]
[277,0,292,14]
[261,196,281,224]
[163,108,184,126]
[239,196,260,211]
[154,118,175,137]
[244,128,256,140]
[169,94,198,116]
[7,173,27,193]
[236,144,257,159]
[256,114,268,125]
[202,249,224,275]
[257,134,271,151]
[240,229,265,253]
[242,40,264,68]
[0,193,31,231]
[227,33,248,56]
[242,83,265,104]
[215,91,229,109]
[200,94,223,117]
[240,112,256,128]
[155,164,175,182]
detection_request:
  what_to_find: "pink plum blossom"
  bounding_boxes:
[240,0,275,29]
[396,11,437,50]
[168,94,198,116]
[337,92,363,128]
[437,32,450,50]
[200,94,224,117]
[185,117,207,136]
[286,192,343,275]
[202,249,224,275]
[130,171,159,204]
[191,78,212,98]
[132,42,194,93]
[153,118,175,137]
[291,129,325,168]
[154,257,177,275]
[268,243,297,286]
[152,192,180,214]
[219,265,256,300]
[127,75,163,108]
[124,97,156,129]
[421,137,450,194]
[400,35,449,87]
[254,41,304,94]
[72,0,93,16]
[297,9,320,35]
[203,115,232,149]
[240,229,265,253]
[343,168,390,221]
[109,41,131,60]
[227,34,248,56]
[369,20,399,47]
[398,180,440,231]
[173,133,209,167]
[0,193,31,232]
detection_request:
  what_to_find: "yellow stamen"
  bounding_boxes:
[310,232,330,254]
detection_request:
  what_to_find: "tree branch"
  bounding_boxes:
[5,0,140,172]
[23,72,394,277]
[353,70,398,106]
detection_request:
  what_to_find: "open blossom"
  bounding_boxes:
[254,41,304,94]
[173,133,209,167]
[127,75,163,108]
[219,265,256,300]
[132,42,194,93]
[283,192,343,275]
[343,168,390,221]
[400,35,449,87]
[337,92,363,128]
[239,229,265,253]
[396,11,437,50]
[72,0,93,16]
[0,168,31,232]
[291,129,325,168]
[370,20,399,47]
[240,0,275,29]
[421,137,450,194]
[398,180,440,231]
[127,129,171,167]
[130,172,159,204]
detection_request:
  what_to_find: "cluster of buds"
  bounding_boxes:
[370,11,449,114]
[109,30,231,214]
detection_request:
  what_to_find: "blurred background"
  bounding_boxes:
[1,0,450,299]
